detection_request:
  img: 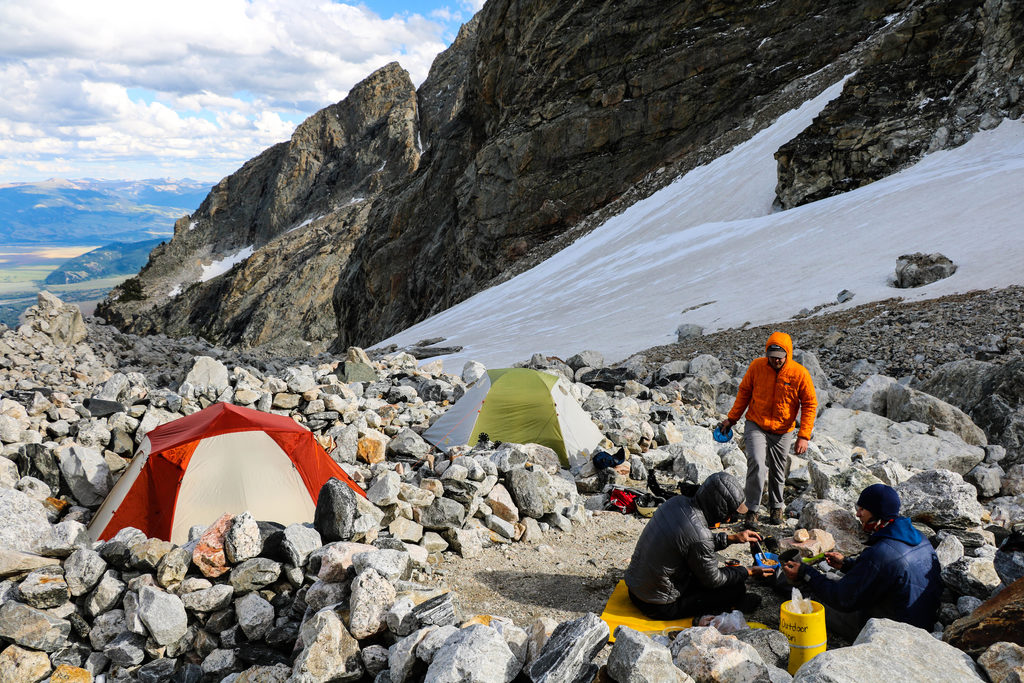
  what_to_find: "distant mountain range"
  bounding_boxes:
[44,238,166,285]
[0,178,211,245]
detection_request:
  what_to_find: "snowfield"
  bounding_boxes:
[380,78,1024,371]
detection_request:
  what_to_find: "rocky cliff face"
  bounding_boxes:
[97,63,420,352]
[775,0,1024,208]
[98,0,1020,353]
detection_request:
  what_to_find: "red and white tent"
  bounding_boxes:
[88,402,365,544]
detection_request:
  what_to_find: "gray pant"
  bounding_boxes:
[744,421,793,512]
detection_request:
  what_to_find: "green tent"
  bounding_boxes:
[423,368,604,468]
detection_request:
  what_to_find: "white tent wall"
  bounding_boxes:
[422,373,493,451]
[550,377,604,468]
[171,431,314,544]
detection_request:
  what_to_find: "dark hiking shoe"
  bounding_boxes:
[769,508,785,525]
[741,593,762,613]
[743,511,759,529]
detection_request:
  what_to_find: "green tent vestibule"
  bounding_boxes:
[423,367,604,468]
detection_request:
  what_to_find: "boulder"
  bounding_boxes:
[945,576,1024,656]
[235,591,275,640]
[814,408,984,475]
[137,585,188,646]
[291,608,363,681]
[225,511,263,563]
[184,356,230,393]
[733,627,790,671]
[55,445,112,508]
[425,623,521,682]
[0,548,59,580]
[17,565,69,609]
[527,612,608,683]
[0,644,52,682]
[0,601,71,652]
[314,478,360,543]
[978,641,1024,683]
[0,488,52,553]
[795,618,982,681]
[348,568,396,639]
[898,470,986,529]
[893,252,957,288]
[192,513,232,578]
[845,375,897,415]
[886,383,987,447]
[669,626,770,682]
[942,556,1003,600]
[608,626,694,682]
[281,523,322,568]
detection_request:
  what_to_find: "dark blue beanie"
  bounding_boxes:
[857,483,901,519]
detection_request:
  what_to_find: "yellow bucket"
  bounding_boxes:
[779,599,826,674]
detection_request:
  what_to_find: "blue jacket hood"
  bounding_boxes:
[868,516,921,547]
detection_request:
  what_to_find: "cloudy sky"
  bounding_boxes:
[0,0,483,184]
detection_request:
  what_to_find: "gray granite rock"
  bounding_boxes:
[85,570,125,617]
[353,549,410,583]
[0,487,52,553]
[670,626,769,682]
[935,533,966,569]
[181,583,234,613]
[349,568,396,639]
[814,408,984,475]
[425,623,521,682]
[56,444,111,506]
[104,631,147,667]
[608,626,694,683]
[505,468,556,520]
[733,627,792,671]
[138,585,188,646]
[898,470,986,529]
[419,497,467,531]
[527,612,608,683]
[225,511,263,563]
[230,557,282,594]
[0,600,71,652]
[368,470,402,507]
[942,556,1003,599]
[792,618,982,681]
[235,591,275,640]
[281,523,322,568]
[314,477,360,543]
[978,641,1024,683]
[291,608,363,681]
[88,609,126,650]
[994,539,1024,586]
[17,565,69,609]
[886,382,987,447]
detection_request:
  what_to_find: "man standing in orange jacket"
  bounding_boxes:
[719,331,817,527]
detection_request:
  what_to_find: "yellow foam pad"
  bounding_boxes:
[600,580,766,641]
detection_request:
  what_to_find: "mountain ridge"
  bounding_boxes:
[95,0,1023,356]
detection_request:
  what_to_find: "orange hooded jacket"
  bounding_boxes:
[727,331,817,440]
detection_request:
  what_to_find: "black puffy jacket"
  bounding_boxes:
[624,473,748,604]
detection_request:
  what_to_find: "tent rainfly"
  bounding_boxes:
[87,402,365,544]
[423,367,604,468]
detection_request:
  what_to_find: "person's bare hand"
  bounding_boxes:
[719,418,734,432]
[728,529,763,544]
[825,551,844,569]
[782,560,802,582]
[794,437,810,455]
[748,566,775,578]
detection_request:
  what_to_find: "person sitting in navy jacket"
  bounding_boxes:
[782,483,942,639]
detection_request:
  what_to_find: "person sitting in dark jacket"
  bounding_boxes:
[624,472,775,620]
[781,483,942,639]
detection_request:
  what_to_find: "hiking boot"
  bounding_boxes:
[743,511,759,530]
[769,508,785,525]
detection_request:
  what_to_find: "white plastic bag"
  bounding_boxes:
[790,587,813,614]
[697,609,747,634]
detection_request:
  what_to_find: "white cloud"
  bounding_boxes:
[0,0,460,182]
